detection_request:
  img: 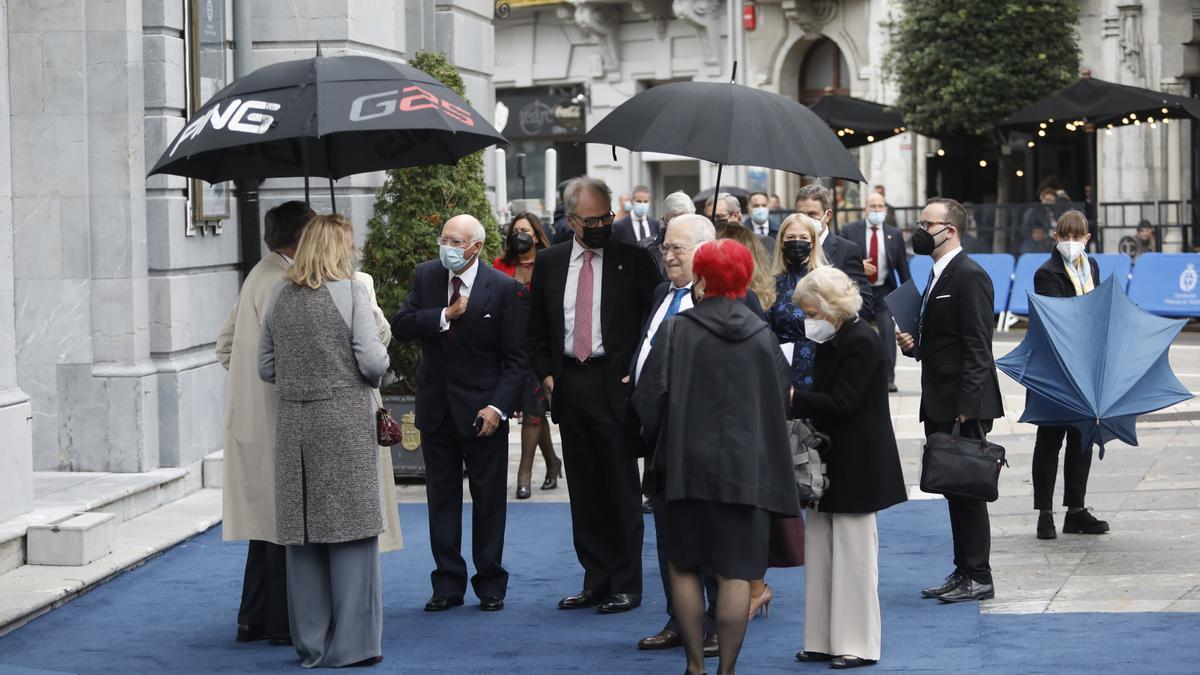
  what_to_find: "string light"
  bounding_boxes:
[837,130,845,137]
[1065,123,1076,131]
[866,135,875,142]
[1147,116,1155,123]
[1130,113,1137,119]
[1164,118,1171,124]
[1134,119,1141,126]
[1037,130,1046,137]
[1122,117,1130,124]
[1039,122,1047,129]
[1048,118,1054,123]
[1150,123,1157,129]
[1161,107,1168,114]
[900,126,907,132]
[936,149,945,156]
[1027,141,1036,148]
[1015,169,1024,177]
[1105,129,1113,136]
[978,160,988,168]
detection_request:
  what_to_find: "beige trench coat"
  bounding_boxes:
[217,259,402,551]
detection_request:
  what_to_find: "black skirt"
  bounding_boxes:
[663,499,771,580]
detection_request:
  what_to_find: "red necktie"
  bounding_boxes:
[573,251,594,362]
[868,226,880,284]
[448,277,462,342]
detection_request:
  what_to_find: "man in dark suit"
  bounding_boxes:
[896,197,1005,604]
[709,193,775,261]
[842,190,911,391]
[742,191,781,238]
[392,214,526,613]
[528,176,663,614]
[613,185,663,244]
[794,184,875,319]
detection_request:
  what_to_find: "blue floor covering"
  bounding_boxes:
[0,500,1197,674]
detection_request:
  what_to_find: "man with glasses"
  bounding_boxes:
[706,193,774,261]
[528,176,663,614]
[895,198,1004,604]
[794,184,874,318]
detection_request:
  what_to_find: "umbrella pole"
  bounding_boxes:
[326,141,337,214]
[328,177,337,214]
[710,163,725,221]
[301,141,311,207]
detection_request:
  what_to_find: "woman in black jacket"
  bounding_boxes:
[790,266,907,670]
[633,239,800,675]
[1030,210,1109,539]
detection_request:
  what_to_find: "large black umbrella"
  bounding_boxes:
[808,94,906,148]
[1000,75,1200,131]
[149,53,506,208]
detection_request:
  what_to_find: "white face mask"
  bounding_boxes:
[804,318,837,344]
[1057,240,1085,262]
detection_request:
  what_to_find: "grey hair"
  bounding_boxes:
[668,213,716,246]
[563,176,613,214]
[792,265,862,322]
[469,218,486,243]
[661,191,695,220]
[704,193,742,214]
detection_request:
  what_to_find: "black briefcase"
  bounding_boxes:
[920,421,1008,502]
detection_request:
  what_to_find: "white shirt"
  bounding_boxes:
[864,223,890,287]
[634,283,693,382]
[279,252,294,266]
[437,258,480,331]
[753,220,769,237]
[563,239,605,359]
[929,246,964,293]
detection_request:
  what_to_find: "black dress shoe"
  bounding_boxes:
[637,628,681,650]
[795,651,833,662]
[516,485,531,500]
[236,623,269,643]
[1063,508,1109,534]
[887,383,898,393]
[921,571,965,598]
[348,655,383,667]
[1037,512,1057,539]
[598,593,641,613]
[424,596,464,611]
[937,578,994,603]
[479,596,505,611]
[702,633,719,658]
[558,590,604,609]
[268,634,293,646]
[831,656,877,669]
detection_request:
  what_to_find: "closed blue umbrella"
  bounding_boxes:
[996,277,1193,458]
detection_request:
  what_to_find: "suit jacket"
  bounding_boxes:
[613,215,663,244]
[527,238,663,418]
[840,219,911,291]
[1033,254,1099,298]
[913,253,1004,423]
[742,215,781,238]
[821,233,876,318]
[391,260,526,438]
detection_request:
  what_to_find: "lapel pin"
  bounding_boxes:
[618,264,623,271]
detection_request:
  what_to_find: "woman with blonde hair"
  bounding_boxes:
[716,223,777,306]
[259,213,391,668]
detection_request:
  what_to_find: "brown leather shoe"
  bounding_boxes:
[702,633,719,658]
[637,628,681,650]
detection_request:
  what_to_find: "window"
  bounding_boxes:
[798,38,849,105]
[186,0,230,232]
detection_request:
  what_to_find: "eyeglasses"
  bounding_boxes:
[658,243,693,256]
[568,212,615,228]
[436,236,478,248]
[916,220,953,231]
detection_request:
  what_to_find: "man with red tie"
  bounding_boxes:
[527,176,663,614]
[841,191,910,392]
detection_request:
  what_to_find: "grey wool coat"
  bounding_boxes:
[259,278,390,545]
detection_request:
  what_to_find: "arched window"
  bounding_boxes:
[798,38,849,104]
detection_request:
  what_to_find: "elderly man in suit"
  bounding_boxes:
[896,197,1004,604]
[614,185,662,244]
[392,214,526,613]
[842,191,911,392]
[794,184,875,319]
[528,176,663,614]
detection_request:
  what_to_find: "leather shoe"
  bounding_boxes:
[1037,512,1057,539]
[831,656,877,669]
[268,634,293,646]
[236,623,269,643]
[702,633,719,658]
[937,578,994,603]
[921,571,965,598]
[558,590,604,609]
[479,596,504,611]
[1063,508,1109,535]
[424,596,464,611]
[795,651,833,662]
[637,628,681,650]
[598,593,641,614]
[348,655,384,667]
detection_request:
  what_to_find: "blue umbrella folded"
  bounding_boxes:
[996,276,1193,458]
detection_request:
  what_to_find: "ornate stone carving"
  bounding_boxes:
[560,2,622,75]
[782,0,837,38]
[672,0,722,66]
[1117,4,1143,78]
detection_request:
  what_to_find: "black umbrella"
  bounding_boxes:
[808,94,906,148]
[149,52,506,209]
[584,70,864,219]
[692,186,749,209]
[1000,75,1200,131]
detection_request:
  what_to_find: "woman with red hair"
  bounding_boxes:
[632,239,800,675]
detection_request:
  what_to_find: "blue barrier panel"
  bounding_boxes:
[1092,253,1133,290]
[1007,253,1048,316]
[910,255,933,294]
[1127,253,1200,317]
[969,253,1016,315]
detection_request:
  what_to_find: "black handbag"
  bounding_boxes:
[920,421,1008,502]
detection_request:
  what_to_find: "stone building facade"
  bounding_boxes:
[0,0,495,523]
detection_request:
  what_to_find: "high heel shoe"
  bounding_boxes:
[541,457,563,490]
[516,485,531,500]
[747,583,773,621]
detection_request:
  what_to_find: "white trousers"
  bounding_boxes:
[803,510,882,661]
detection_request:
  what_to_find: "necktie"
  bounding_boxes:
[573,250,595,362]
[637,218,645,240]
[868,226,880,284]
[919,267,936,323]
[652,287,690,346]
[448,277,463,342]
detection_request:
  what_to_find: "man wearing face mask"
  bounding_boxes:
[743,191,781,238]
[528,176,663,614]
[841,191,911,392]
[614,185,662,244]
[895,198,1004,604]
[793,184,874,319]
[392,214,527,613]
[708,193,775,261]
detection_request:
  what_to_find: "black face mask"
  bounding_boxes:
[911,226,949,256]
[782,240,812,268]
[509,231,534,254]
[580,224,613,250]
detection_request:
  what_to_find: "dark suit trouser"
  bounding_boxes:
[925,420,993,585]
[556,360,644,595]
[1032,425,1092,511]
[422,411,509,599]
[869,285,897,385]
[238,540,290,635]
[650,494,717,632]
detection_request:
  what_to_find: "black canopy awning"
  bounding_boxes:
[1000,75,1200,133]
[808,94,906,148]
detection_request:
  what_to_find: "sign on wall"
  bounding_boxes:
[188,0,229,232]
[496,87,586,139]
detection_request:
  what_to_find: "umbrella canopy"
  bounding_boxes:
[1000,75,1200,132]
[995,277,1193,457]
[584,81,864,183]
[692,185,749,208]
[808,94,906,148]
[149,54,506,183]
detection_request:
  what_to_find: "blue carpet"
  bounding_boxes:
[0,501,1197,674]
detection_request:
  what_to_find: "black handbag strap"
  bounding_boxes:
[950,419,987,440]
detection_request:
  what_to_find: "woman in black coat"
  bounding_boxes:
[1030,210,1109,540]
[790,266,906,670]
[633,239,800,675]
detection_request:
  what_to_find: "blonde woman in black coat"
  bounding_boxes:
[790,266,907,670]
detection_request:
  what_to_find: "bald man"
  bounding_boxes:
[392,214,527,612]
